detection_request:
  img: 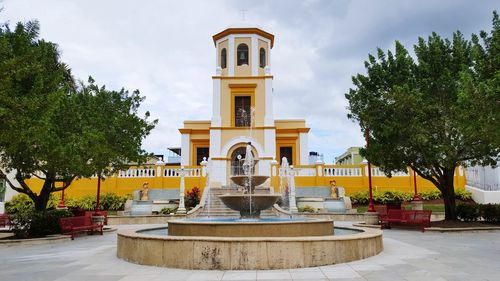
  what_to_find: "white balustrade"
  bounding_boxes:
[323,167,362,177]
[370,168,408,177]
[118,168,156,178]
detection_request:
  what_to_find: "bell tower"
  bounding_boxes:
[179,26,309,188]
[209,27,276,185]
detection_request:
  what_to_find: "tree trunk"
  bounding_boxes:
[439,168,457,220]
[33,178,54,212]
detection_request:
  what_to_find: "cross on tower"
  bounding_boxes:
[241,9,247,21]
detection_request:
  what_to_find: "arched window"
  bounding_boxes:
[221,48,227,69]
[237,44,249,66]
[259,48,266,68]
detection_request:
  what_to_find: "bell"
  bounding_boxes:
[239,52,246,60]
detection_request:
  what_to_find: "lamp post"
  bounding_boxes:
[412,169,421,201]
[365,130,375,213]
[57,183,66,209]
[94,174,102,216]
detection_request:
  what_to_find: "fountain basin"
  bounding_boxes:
[218,194,280,218]
[229,175,269,191]
[168,218,334,237]
[117,224,383,270]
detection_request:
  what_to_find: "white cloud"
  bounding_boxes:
[1,0,497,162]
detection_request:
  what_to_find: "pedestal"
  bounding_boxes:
[91,215,105,225]
[364,212,380,225]
[411,200,423,210]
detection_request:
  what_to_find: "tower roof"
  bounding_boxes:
[212,27,275,48]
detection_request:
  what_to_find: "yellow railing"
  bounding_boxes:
[270,163,466,194]
[24,163,466,198]
[25,165,207,198]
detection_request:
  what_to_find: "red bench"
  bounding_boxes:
[59,216,103,240]
[380,209,432,232]
[0,214,10,228]
[72,210,108,225]
[373,205,388,223]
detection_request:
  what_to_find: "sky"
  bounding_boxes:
[1,0,498,163]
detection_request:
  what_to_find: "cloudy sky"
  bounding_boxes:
[1,0,497,163]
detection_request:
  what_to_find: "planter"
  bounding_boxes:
[91,215,105,225]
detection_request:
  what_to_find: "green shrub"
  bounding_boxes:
[100,193,128,211]
[375,190,413,204]
[456,203,480,222]
[418,190,442,201]
[159,207,178,215]
[479,204,500,223]
[185,187,200,208]
[298,205,317,213]
[455,188,472,201]
[350,190,413,205]
[9,209,73,238]
[350,191,369,205]
[65,195,96,210]
[5,194,34,214]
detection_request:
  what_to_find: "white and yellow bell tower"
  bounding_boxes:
[179,26,310,187]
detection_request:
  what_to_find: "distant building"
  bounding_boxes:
[308,151,324,165]
[166,147,181,165]
[466,165,500,203]
[335,147,363,165]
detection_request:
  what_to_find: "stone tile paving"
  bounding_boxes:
[0,223,499,280]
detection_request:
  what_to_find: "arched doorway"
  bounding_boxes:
[230,146,256,176]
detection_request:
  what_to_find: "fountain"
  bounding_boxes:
[117,101,381,270]
[117,147,383,269]
[218,142,280,219]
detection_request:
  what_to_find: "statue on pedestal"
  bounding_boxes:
[330,180,338,199]
[140,182,149,201]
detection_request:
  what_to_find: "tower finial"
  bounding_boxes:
[240,9,247,21]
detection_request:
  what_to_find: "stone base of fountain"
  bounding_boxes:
[168,218,334,237]
[117,224,383,270]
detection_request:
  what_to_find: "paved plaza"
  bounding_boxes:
[0,223,499,281]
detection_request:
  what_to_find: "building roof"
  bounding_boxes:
[212,27,275,48]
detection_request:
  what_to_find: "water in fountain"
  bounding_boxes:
[205,158,212,218]
[279,157,290,209]
[242,142,253,216]
[219,142,281,219]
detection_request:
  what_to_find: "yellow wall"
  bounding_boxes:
[24,166,207,198]
[23,164,466,199]
[270,164,467,195]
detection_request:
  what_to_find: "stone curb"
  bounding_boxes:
[0,234,72,246]
[353,222,500,232]
[424,226,500,232]
[0,226,116,246]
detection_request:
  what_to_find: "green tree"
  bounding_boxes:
[346,12,500,220]
[0,21,157,211]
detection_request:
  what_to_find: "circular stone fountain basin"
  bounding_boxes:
[117,221,383,270]
[168,217,334,237]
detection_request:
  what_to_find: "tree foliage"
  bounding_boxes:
[0,21,157,211]
[346,12,500,220]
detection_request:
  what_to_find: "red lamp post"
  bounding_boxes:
[94,174,102,216]
[365,130,375,212]
[412,169,421,201]
[57,183,66,209]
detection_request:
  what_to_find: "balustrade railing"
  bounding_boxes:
[323,167,362,177]
[112,166,203,178]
